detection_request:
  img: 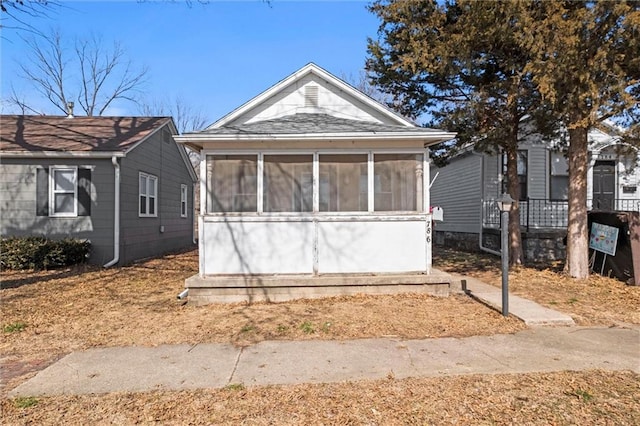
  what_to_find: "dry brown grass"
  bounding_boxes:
[2,247,638,424]
[2,371,638,425]
[433,248,640,327]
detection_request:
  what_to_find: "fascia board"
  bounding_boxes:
[0,151,126,158]
[176,131,456,145]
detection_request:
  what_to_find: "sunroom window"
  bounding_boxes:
[319,154,368,212]
[374,154,423,212]
[263,155,313,212]
[207,155,258,213]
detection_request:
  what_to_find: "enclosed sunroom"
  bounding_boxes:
[176,63,456,304]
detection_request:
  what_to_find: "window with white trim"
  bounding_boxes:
[181,184,188,217]
[139,172,158,217]
[550,151,569,200]
[50,166,77,216]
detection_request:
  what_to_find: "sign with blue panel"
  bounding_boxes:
[589,222,619,256]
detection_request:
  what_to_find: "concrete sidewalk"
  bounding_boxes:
[450,274,576,326]
[9,326,639,397]
[6,275,637,397]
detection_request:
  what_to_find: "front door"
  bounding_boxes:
[592,161,615,210]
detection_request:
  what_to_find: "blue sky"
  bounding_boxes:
[1,1,380,126]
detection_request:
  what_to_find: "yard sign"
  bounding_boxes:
[589,222,619,256]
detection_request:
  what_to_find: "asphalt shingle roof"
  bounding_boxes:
[0,115,172,153]
[201,113,439,135]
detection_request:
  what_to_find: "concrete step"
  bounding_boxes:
[185,269,453,304]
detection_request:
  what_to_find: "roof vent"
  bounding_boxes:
[66,101,74,118]
[304,85,318,107]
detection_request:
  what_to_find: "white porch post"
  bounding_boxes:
[424,149,432,273]
[199,151,207,277]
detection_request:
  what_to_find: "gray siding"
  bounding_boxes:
[0,158,116,264]
[483,154,500,200]
[430,153,483,233]
[119,127,195,264]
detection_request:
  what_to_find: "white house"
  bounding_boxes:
[176,63,456,304]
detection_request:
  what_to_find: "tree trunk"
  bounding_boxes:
[565,125,590,278]
[506,122,524,266]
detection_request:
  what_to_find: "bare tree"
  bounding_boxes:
[10,29,147,116]
[0,0,60,38]
[340,70,392,106]
[138,96,208,134]
[139,96,209,170]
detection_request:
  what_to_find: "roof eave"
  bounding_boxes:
[0,151,127,158]
[176,131,456,146]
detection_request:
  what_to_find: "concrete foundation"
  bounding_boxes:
[185,270,454,305]
[435,229,567,262]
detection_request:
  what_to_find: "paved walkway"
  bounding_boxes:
[451,274,576,326]
[7,275,639,397]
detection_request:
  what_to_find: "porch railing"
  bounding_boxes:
[482,198,640,230]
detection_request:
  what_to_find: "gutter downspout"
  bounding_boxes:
[104,156,121,267]
[478,154,501,256]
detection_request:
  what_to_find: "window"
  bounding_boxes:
[50,167,77,216]
[374,154,423,212]
[264,155,313,212]
[181,184,188,217]
[139,172,158,217]
[37,167,91,217]
[502,150,528,200]
[319,154,368,212]
[550,151,569,200]
[207,155,257,213]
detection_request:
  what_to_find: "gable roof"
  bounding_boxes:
[177,63,456,148]
[208,63,416,130]
[0,115,172,156]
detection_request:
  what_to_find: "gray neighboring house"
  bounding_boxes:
[0,114,198,266]
[430,127,640,260]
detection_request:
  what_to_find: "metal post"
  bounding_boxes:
[501,209,509,316]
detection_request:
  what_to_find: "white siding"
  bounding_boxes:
[201,216,429,275]
[231,74,396,126]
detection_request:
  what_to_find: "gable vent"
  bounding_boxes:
[304,85,319,107]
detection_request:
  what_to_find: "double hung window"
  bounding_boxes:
[50,167,77,216]
[181,184,188,217]
[139,172,158,217]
